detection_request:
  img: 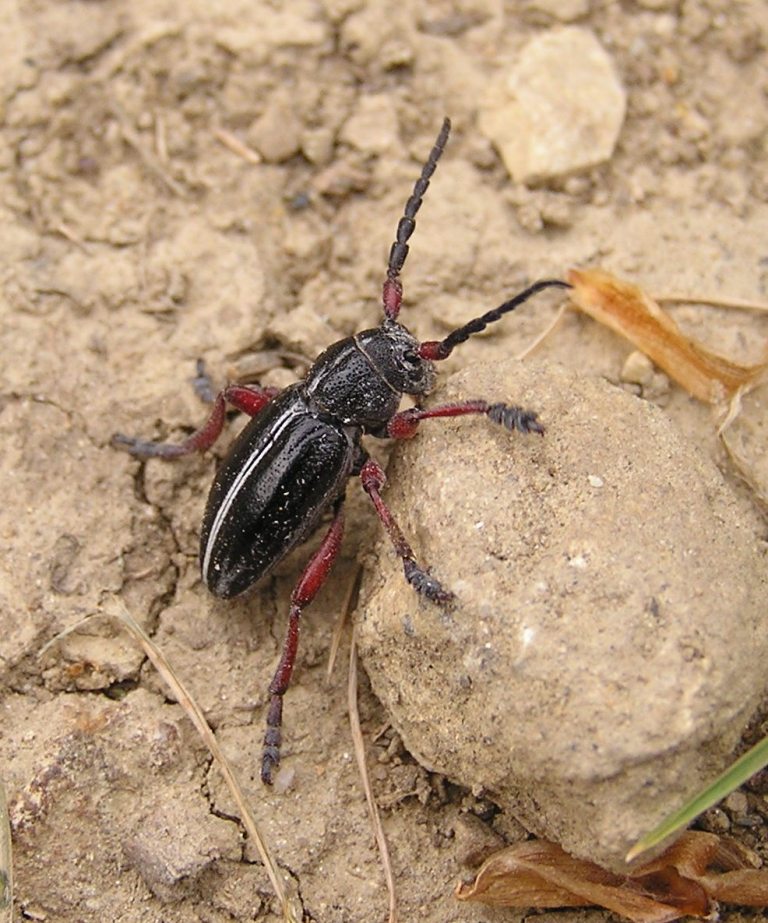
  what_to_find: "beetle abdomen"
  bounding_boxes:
[200,387,355,599]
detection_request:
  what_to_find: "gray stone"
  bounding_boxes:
[358,359,768,870]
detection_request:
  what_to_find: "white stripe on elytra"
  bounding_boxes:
[201,405,300,585]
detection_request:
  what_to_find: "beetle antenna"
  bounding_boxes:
[418,278,572,360]
[382,117,451,322]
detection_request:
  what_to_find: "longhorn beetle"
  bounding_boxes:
[113,119,570,783]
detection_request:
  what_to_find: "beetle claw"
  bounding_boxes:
[487,403,544,435]
[111,432,155,456]
[404,560,454,605]
[111,432,186,459]
[261,748,278,785]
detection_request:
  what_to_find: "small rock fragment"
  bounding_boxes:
[621,350,655,387]
[301,126,335,165]
[248,95,303,163]
[123,790,238,901]
[524,0,590,21]
[339,94,400,154]
[478,28,626,182]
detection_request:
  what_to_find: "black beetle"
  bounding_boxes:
[113,118,569,783]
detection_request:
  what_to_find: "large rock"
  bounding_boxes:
[357,359,768,870]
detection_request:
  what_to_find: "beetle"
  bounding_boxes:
[113,118,569,783]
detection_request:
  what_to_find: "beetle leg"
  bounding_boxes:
[192,358,216,404]
[111,383,279,459]
[262,496,346,784]
[360,457,453,605]
[387,401,543,439]
[223,384,281,416]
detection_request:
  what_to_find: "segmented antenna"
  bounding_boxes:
[382,118,451,321]
[418,279,572,361]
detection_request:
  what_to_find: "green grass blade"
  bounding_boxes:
[627,735,768,863]
[0,779,12,923]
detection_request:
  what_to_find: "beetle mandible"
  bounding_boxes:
[113,118,570,783]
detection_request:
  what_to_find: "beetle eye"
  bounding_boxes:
[402,349,419,367]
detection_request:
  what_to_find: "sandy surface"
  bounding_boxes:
[1,1,767,921]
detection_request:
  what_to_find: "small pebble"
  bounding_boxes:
[621,350,655,387]
[248,96,303,163]
[724,791,749,815]
[700,806,731,833]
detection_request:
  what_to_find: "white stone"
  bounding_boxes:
[478,27,626,182]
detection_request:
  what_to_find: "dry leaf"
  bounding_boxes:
[567,268,768,405]
[456,832,768,923]
[644,832,768,909]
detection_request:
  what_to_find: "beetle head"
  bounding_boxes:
[357,321,436,397]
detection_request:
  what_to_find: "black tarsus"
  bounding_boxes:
[192,358,216,404]
[486,403,543,435]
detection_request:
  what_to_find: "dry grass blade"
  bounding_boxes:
[38,614,102,656]
[327,566,362,680]
[656,292,768,314]
[348,631,398,923]
[110,100,187,197]
[627,736,768,863]
[213,127,263,165]
[567,268,768,405]
[106,598,302,923]
[0,780,12,923]
[516,301,569,360]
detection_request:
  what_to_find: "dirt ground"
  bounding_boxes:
[1,1,767,922]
